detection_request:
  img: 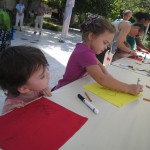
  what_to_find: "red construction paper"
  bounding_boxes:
[128,56,142,61]
[0,97,88,150]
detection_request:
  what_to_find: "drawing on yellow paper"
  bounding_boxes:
[83,83,142,107]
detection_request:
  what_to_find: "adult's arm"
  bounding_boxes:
[136,36,150,52]
[116,22,137,56]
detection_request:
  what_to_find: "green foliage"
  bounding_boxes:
[34,0,150,22]
[144,34,150,49]
[45,0,149,22]
[110,0,150,20]
[46,0,66,8]
[73,0,115,24]
[0,9,11,31]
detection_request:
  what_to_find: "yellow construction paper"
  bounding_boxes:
[83,83,142,107]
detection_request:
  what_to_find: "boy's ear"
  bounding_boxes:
[18,85,30,94]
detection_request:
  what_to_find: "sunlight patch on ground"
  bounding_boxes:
[42,45,72,66]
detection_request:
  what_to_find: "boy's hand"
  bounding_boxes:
[41,87,52,97]
[131,50,138,57]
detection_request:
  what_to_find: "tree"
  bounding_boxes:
[36,0,150,26]
[110,0,150,20]
[73,0,115,24]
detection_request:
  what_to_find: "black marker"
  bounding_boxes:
[77,94,99,114]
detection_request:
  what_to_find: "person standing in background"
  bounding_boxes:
[115,10,133,22]
[34,1,45,35]
[96,9,133,64]
[122,10,133,21]
[15,0,25,31]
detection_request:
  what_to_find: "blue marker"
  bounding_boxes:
[144,54,147,63]
[144,54,147,60]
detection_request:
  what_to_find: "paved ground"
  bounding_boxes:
[0,26,82,114]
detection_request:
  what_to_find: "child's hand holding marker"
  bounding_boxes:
[129,78,143,95]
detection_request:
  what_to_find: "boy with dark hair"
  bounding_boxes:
[0,46,51,115]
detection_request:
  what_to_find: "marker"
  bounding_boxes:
[146,85,150,89]
[77,94,99,114]
[137,78,141,85]
[84,92,92,102]
[143,98,150,101]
